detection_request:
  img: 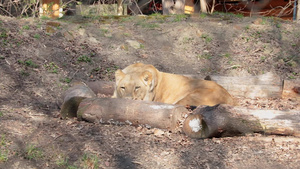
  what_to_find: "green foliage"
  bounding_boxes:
[0,135,8,162]
[276,23,281,28]
[100,28,108,34]
[56,154,69,167]
[20,70,30,76]
[0,111,3,117]
[136,20,159,29]
[214,11,244,18]
[173,14,188,22]
[77,55,92,63]
[1,135,6,147]
[0,150,8,162]
[81,153,99,169]
[183,37,194,43]
[33,33,40,39]
[197,53,212,60]
[224,53,231,58]
[289,75,296,79]
[18,59,39,68]
[235,13,244,18]
[260,56,266,62]
[25,144,43,160]
[200,13,207,18]
[0,29,8,38]
[25,59,38,68]
[149,13,167,22]
[44,62,59,73]
[61,77,71,83]
[22,25,30,30]
[201,34,212,43]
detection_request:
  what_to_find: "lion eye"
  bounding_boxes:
[120,87,125,90]
[135,86,140,91]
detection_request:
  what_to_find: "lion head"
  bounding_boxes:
[112,65,157,101]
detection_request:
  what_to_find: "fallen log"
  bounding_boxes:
[76,72,299,100]
[77,98,188,132]
[60,82,96,118]
[183,104,300,138]
[85,81,115,96]
[204,72,282,99]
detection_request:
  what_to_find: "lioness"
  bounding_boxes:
[112,63,235,106]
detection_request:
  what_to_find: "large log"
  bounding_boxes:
[183,104,300,138]
[204,72,282,99]
[77,98,188,132]
[83,73,299,100]
[60,82,96,118]
[82,72,285,100]
[85,81,115,96]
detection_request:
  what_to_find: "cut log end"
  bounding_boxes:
[183,114,208,139]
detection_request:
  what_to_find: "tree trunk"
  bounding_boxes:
[200,0,208,13]
[162,0,186,14]
[117,0,123,15]
[183,104,300,138]
[77,98,188,132]
[174,0,186,14]
[297,0,300,22]
[162,0,174,14]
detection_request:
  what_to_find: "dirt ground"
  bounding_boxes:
[0,13,300,169]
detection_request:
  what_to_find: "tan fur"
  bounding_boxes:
[112,63,235,106]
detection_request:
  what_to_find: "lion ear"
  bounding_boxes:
[142,71,156,91]
[115,69,125,85]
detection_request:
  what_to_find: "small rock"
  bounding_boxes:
[78,28,86,36]
[153,128,165,137]
[126,40,141,49]
[88,37,98,44]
